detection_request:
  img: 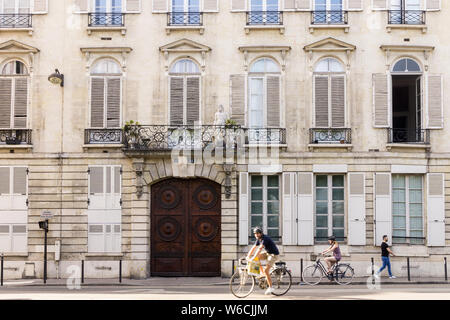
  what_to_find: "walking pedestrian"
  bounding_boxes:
[375,235,396,279]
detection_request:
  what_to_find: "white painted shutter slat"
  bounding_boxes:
[74,0,89,13]
[331,75,345,128]
[297,0,312,11]
[372,0,388,10]
[91,78,105,128]
[314,75,329,127]
[283,0,296,10]
[282,173,296,245]
[186,77,200,126]
[14,78,27,129]
[88,224,104,252]
[106,78,121,128]
[152,0,168,12]
[32,0,48,13]
[230,74,246,126]
[427,173,445,246]
[375,173,392,246]
[231,0,246,11]
[348,173,366,245]
[426,0,441,11]
[239,172,249,245]
[297,173,314,245]
[170,77,184,126]
[0,78,12,128]
[373,74,389,128]
[125,0,141,12]
[203,0,219,12]
[427,74,443,129]
[267,75,280,127]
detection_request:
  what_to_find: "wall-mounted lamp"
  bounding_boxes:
[48,69,64,87]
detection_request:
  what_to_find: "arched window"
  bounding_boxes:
[170,59,200,74]
[90,59,122,128]
[249,57,280,73]
[392,58,421,73]
[313,58,345,128]
[0,60,29,129]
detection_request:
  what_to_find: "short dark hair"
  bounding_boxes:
[383,235,388,239]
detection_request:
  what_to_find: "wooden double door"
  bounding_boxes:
[151,178,221,276]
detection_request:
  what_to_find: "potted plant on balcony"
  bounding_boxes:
[5,135,21,145]
[123,120,142,149]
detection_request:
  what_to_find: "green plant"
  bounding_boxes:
[225,119,237,126]
[123,120,141,137]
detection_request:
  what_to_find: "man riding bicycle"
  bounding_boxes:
[246,227,280,295]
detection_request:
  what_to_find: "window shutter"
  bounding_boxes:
[372,0,388,10]
[426,0,441,11]
[32,0,48,13]
[106,166,121,210]
[283,0,296,10]
[347,0,363,10]
[14,78,27,129]
[0,167,10,195]
[89,166,105,209]
[426,74,443,129]
[125,0,141,12]
[170,77,184,126]
[0,225,10,253]
[314,75,329,127]
[296,0,312,11]
[427,173,445,246]
[106,78,121,128]
[112,224,121,253]
[230,74,246,126]
[375,173,392,246]
[13,167,27,195]
[88,224,104,252]
[152,0,168,12]
[74,0,89,13]
[372,73,389,128]
[267,75,280,127]
[231,0,246,11]
[0,78,12,128]
[331,75,345,128]
[203,0,219,12]
[297,173,314,245]
[186,77,200,126]
[282,173,296,245]
[239,172,249,245]
[11,225,27,253]
[90,77,105,128]
[348,173,366,245]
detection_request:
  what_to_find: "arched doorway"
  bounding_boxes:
[151,178,221,276]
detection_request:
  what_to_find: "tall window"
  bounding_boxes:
[250,175,280,240]
[313,0,344,24]
[169,59,200,126]
[90,59,122,128]
[0,0,30,14]
[392,175,424,244]
[171,0,201,25]
[248,0,280,24]
[92,0,123,26]
[0,60,28,129]
[315,175,345,242]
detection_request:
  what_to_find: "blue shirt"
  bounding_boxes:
[255,235,279,255]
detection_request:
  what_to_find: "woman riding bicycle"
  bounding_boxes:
[321,235,341,276]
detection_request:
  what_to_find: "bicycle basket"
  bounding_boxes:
[310,254,317,261]
[247,260,261,277]
[275,261,286,268]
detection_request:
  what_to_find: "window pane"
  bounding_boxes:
[406,59,421,72]
[392,175,405,188]
[251,215,263,228]
[332,215,344,228]
[267,188,279,201]
[267,175,279,187]
[393,59,407,72]
[410,217,423,230]
[332,175,344,187]
[332,228,344,240]
[251,202,262,214]
[251,188,263,201]
[316,188,328,201]
[392,189,406,202]
[316,215,328,228]
[409,203,422,217]
[316,201,328,214]
[267,228,279,240]
[332,188,344,201]
[409,175,422,189]
[393,216,406,229]
[332,201,344,214]
[251,175,263,187]
[316,175,327,187]
[267,201,279,214]
[315,228,328,241]
[393,202,406,214]
[329,59,344,72]
[268,215,279,228]
[249,59,265,73]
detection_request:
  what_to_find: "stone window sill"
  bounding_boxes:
[245,25,285,34]
[386,24,427,33]
[85,253,124,257]
[0,27,33,35]
[87,26,127,36]
[386,143,431,151]
[165,25,205,35]
[308,143,353,151]
[83,144,124,149]
[309,24,349,33]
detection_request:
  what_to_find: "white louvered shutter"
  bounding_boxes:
[88,224,104,252]
[348,173,366,245]
[427,173,445,246]
[314,75,329,127]
[11,167,27,210]
[426,74,443,129]
[231,0,246,11]
[375,173,392,246]
[170,77,184,126]
[105,166,122,210]
[106,78,121,128]
[283,0,296,10]
[347,0,363,10]
[90,77,105,128]
[0,167,11,210]
[0,225,10,253]
[89,166,105,210]
[186,77,200,126]
[0,78,12,128]
[297,0,312,10]
[230,74,246,126]
[331,75,345,128]
[373,73,390,128]
[125,0,141,12]
[282,173,296,245]
[152,0,168,12]
[426,0,441,11]
[372,0,388,10]
[297,173,314,245]
[32,0,48,13]
[74,0,89,13]
[11,224,27,252]
[267,75,280,127]
[239,172,249,245]
[203,0,219,12]
[14,78,28,129]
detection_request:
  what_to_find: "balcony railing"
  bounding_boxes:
[246,11,283,25]
[0,14,32,28]
[388,10,425,25]
[387,128,430,144]
[167,12,203,26]
[0,129,32,145]
[311,10,348,25]
[84,128,123,145]
[122,125,286,152]
[309,128,352,144]
[88,12,125,27]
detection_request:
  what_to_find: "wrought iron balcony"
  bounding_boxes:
[0,129,32,145]
[84,128,123,145]
[387,128,430,144]
[388,10,425,25]
[309,128,352,144]
[311,10,348,25]
[88,12,125,27]
[246,128,286,145]
[0,14,32,28]
[246,11,283,25]
[167,12,203,26]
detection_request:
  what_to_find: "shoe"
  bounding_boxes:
[374,273,380,279]
[265,287,275,295]
[389,275,396,279]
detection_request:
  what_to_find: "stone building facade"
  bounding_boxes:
[0,0,449,279]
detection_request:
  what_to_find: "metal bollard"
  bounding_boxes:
[371,257,375,284]
[1,254,3,287]
[445,257,448,281]
[81,260,84,284]
[231,260,235,276]
[407,257,411,281]
[119,259,122,283]
[300,258,303,283]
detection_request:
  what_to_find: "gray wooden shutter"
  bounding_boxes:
[125,0,141,12]
[283,0,296,10]
[427,173,445,246]
[89,166,106,210]
[14,78,28,129]
[427,74,443,129]
[203,0,219,12]
[372,0,388,10]
[347,0,363,10]
[426,0,441,11]
[282,172,296,245]
[373,73,389,128]
[230,74,246,126]
[32,0,48,13]
[106,78,121,128]
[297,0,312,10]
[13,167,27,195]
[90,77,105,128]
[239,172,249,245]
[170,77,184,126]
[74,0,89,12]
[0,78,12,128]
[186,77,200,126]
[331,75,345,128]
[231,0,246,11]
[297,173,314,245]
[152,0,168,12]
[314,75,329,127]
[348,173,366,245]
[375,173,392,246]
[0,167,10,195]
[267,75,280,127]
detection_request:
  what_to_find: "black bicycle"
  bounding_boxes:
[302,254,354,285]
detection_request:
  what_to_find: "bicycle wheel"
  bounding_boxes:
[269,268,292,296]
[334,264,354,285]
[229,269,255,298]
[302,264,324,285]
